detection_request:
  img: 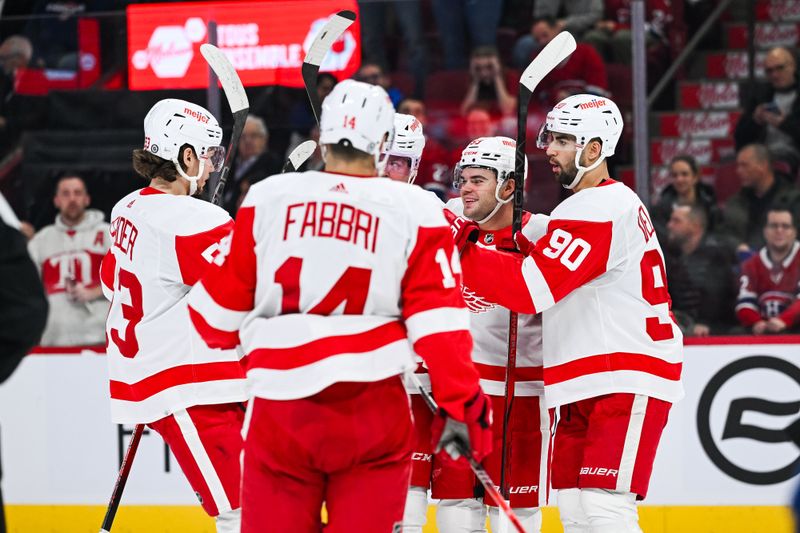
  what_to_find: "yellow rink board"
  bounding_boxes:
[6,504,793,532]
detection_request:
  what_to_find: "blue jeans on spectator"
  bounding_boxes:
[359,0,428,97]
[512,34,540,69]
[432,0,504,70]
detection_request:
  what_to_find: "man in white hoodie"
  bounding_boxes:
[28,173,109,347]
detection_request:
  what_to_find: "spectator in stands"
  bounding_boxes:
[27,174,108,347]
[0,35,33,79]
[432,0,504,70]
[736,205,800,334]
[465,106,498,140]
[459,46,517,117]
[288,72,337,137]
[519,17,609,106]
[355,62,404,107]
[512,0,603,68]
[583,0,673,65]
[666,203,737,336]
[734,46,800,176]
[0,35,33,151]
[652,155,720,235]
[720,143,800,252]
[358,0,427,97]
[397,98,452,191]
[223,115,282,215]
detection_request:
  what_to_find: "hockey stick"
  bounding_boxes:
[499,31,577,520]
[282,140,318,173]
[406,373,525,533]
[302,10,356,126]
[200,43,250,207]
[99,424,144,532]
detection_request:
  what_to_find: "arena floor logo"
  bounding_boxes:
[697,355,800,485]
[131,18,207,78]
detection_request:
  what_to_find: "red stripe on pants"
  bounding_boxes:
[147,402,244,516]
[550,393,671,499]
[241,376,413,533]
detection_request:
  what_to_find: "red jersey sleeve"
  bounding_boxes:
[779,299,800,327]
[100,250,115,301]
[188,207,257,349]
[175,219,235,286]
[460,219,613,315]
[779,277,800,327]
[735,258,762,327]
[581,45,609,94]
[401,225,480,421]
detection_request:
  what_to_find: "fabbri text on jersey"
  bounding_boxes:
[283,201,380,253]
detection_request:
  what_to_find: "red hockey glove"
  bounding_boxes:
[514,231,535,255]
[431,389,493,465]
[444,210,479,252]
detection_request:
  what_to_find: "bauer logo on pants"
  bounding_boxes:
[697,355,800,485]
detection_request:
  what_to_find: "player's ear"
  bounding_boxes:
[586,138,602,162]
[503,175,516,198]
[181,146,195,169]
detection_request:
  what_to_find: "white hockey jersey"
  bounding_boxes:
[28,209,109,346]
[188,171,481,421]
[460,179,684,408]
[101,187,246,424]
[443,198,549,397]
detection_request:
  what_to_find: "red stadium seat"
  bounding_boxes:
[713,160,740,204]
[606,63,633,110]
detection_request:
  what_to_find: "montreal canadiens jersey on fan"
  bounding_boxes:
[189,171,480,420]
[736,241,800,326]
[445,198,548,397]
[101,187,246,424]
[460,179,684,408]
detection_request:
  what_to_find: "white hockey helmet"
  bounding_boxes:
[536,94,623,189]
[452,136,527,224]
[143,98,225,195]
[382,113,426,183]
[319,79,395,172]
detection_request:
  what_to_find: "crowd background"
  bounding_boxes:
[0,0,798,343]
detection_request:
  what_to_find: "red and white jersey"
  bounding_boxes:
[736,241,800,327]
[28,209,110,346]
[459,179,684,408]
[101,187,246,424]
[188,171,480,421]
[444,198,549,397]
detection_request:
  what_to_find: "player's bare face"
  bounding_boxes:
[385,155,412,182]
[765,211,797,252]
[54,177,89,224]
[459,167,499,220]
[669,160,697,197]
[182,149,214,196]
[545,133,579,186]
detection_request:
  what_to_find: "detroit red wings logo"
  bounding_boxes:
[462,287,496,313]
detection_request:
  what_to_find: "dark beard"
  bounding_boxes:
[557,161,578,186]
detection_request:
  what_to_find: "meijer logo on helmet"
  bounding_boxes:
[579,99,607,110]
[183,107,210,123]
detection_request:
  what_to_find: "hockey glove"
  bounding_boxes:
[431,389,493,465]
[514,231,535,256]
[444,209,479,252]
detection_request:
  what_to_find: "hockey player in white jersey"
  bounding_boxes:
[450,95,685,533]
[187,79,491,533]
[381,112,426,183]
[404,136,553,533]
[100,99,246,532]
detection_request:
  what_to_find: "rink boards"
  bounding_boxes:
[1,338,799,532]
